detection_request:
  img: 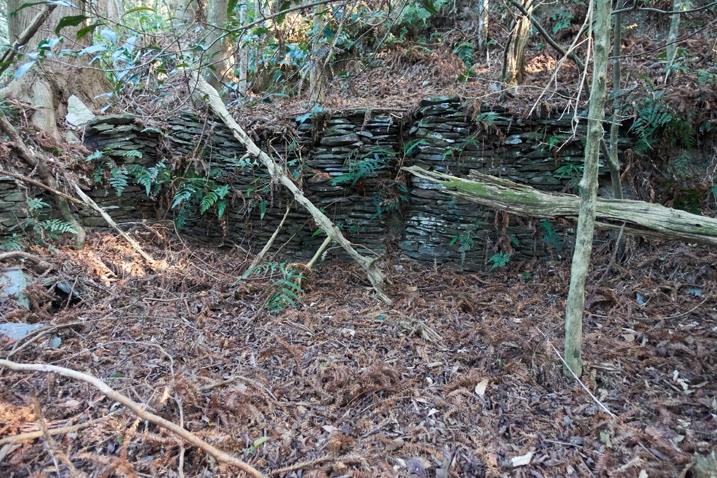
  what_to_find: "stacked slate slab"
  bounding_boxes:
[3,98,636,269]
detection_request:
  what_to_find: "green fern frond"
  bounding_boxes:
[109,167,129,196]
[86,150,104,161]
[119,149,143,159]
[26,197,49,213]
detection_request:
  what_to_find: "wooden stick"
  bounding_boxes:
[0,359,268,478]
[189,71,391,303]
[66,178,156,264]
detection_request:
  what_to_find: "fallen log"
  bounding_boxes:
[403,166,717,247]
[189,71,391,303]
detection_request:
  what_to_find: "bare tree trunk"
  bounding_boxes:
[477,0,489,53]
[665,0,688,83]
[308,8,328,104]
[503,0,534,87]
[205,0,235,89]
[564,0,610,378]
[237,3,248,94]
[606,1,624,200]
[3,0,110,140]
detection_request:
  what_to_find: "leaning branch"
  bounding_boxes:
[0,359,268,478]
[403,166,717,246]
[189,71,391,303]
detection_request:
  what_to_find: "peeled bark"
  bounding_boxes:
[503,0,534,86]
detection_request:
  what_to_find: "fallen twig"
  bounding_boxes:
[67,178,156,265]
[536,330,617,418]
[0,251,53,272]
[0,413,119,446]
[271,453,370,475]
[0,359,268,478]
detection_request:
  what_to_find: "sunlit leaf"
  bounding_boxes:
[14,61,35,79]
[100,28,117,43]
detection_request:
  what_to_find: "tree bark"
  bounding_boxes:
[403,166,717,246]
[564,0,610,378]
[3,0,110,140]
[503,0,534,87]
[205,0,235,89]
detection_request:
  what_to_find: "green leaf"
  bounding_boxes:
[252,436,270,450]
[217,200,227,219]
[422,0,437,14]
[76,23,100,40]
[55,15,88,35]
[123,6,154,15]
[227,0,238,16]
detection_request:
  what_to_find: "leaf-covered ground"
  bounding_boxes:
[1,231,716,477]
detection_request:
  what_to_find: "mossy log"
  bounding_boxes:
[403,166,717,246]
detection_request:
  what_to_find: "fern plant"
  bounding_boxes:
[332,150,394,187]
[1,234,24,251]
[488,251,510,271]
[245,261,305,313]
[629,95,695,153]
[22,197,77,242]
[171,175,232,228]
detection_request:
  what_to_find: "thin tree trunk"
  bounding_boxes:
[308,8,327,104]
[606,1,623,199]
[564,0,610,378]
[503,0,534,87]
[477,0,489,53]
[665,0,688,83]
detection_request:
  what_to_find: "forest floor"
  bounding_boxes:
[1,231,716,477]
[2,6,717,477]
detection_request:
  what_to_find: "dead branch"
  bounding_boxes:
[0,115,86,248]
[241,202,292,280]
[189,71,392,303]
[403,166,717,246]
[0,359,269,478]
[0,168,86,206]
[0,251,53,272]
[270,453,370,475]
[66,178,156,265]
[0,413,118,446]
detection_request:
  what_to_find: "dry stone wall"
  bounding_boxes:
[1,98,633,269]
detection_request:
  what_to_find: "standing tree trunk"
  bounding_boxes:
[308,7,328,104]
[606,1,624,199]
[503,0,534,87]
[665,0,688,83]
[237,3,249,94]
[564,0,611,378]
[205,0,235,89]
[477,0,489,53]
[3,0,110,140]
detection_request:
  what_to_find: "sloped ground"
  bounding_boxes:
[1,231,715,477]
